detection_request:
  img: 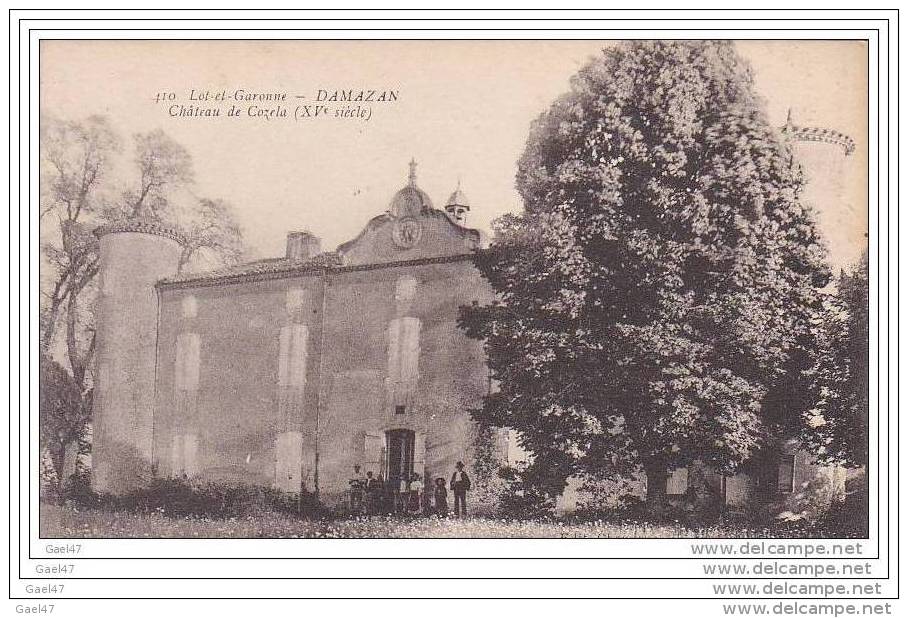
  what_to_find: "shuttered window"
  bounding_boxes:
[394,276,418,303]
[363,432,385,477]
[170,433,198,478]
[171,434,183,476]
[278,324,308,388]
[183,434,199,477]
[413,432,426,479]
[387,317,420,384]
[181,295,198,319]
[778,455,796,493]
[274,431,302,493]
[175,333,200,392]
[286,287,305,321]
[666,467,689,495]
[506,429,532,468]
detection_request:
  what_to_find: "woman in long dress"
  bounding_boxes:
[408,473,423,515]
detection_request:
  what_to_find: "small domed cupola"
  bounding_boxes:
[444,179,471,225]
[389,158,434,218]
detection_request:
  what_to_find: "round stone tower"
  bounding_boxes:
[782,110,856,243]
[92,219,185,494]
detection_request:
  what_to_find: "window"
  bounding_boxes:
[285,287,306,321]
[174,332,201,392]
[170,433,199,478]
[278,324,308,388]
[506,429,531,468]
[666,467,689,495]
[363,432,385,477]
[778,455,796,493]
[274,431,302,493]
[395,405,406,415]
[387,317,421,384]
[394,276,418,303]
[181,295,198,319]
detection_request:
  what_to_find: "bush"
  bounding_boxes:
[495,466,556,519]
[573,473,725,526]
[571,493,654,525]
[774,475,868,538]
[573,473,644,520]
[61,475,327,520]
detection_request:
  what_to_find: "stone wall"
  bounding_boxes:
[153,257,503,508]
[154,275,323,488]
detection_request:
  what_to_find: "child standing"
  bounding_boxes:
[408,473,424,515]
[433,477,448,517]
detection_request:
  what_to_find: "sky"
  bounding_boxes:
[40,40,868,269]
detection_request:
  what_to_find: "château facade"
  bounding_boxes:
[91,115,857,516]
[91,162,504,506]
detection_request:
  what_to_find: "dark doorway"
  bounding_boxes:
[386,429,415,490]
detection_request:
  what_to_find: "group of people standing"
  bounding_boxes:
[348,461,471,517]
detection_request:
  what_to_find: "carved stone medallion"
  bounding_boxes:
[392,217,422,249]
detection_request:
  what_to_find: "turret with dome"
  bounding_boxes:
[445,180,471,225]
[389,159,435,218]
[333,160,485,266]
[388,159,472,227]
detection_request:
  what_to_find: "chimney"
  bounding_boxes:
[285,231,321,261]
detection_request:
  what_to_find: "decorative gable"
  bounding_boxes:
[338,209,484,266]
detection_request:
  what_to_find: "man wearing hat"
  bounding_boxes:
[450,461,471,517]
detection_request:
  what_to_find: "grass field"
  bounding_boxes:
[39,503,783,539]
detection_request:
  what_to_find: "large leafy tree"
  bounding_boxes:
[459,41,830,511]
[802,251,869,468]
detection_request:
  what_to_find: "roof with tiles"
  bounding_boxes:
[781,110,856,156]
[159,251,343,286]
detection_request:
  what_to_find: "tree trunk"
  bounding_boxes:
[48,441,66,498]
[40,286,66,352]
[643,460,669,517]
[66,293,84,384]
[61,441,79,481]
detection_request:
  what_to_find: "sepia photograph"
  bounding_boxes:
[37,38,870,541]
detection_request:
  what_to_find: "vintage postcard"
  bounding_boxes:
[12,9,897,614]
[37,38,870,538]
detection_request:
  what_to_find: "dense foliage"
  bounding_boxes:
[62,476,325,520]
[39,352,91,492]
[459,41,830,509]
[803,251,869,467]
